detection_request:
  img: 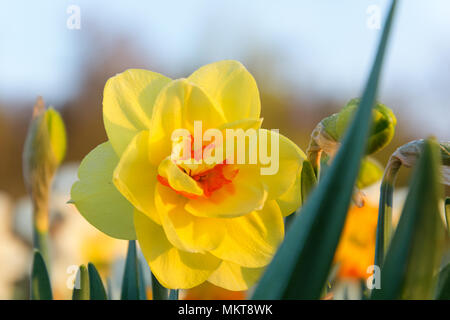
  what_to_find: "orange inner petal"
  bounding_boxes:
[157,163,239,200]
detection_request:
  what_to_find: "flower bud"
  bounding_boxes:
[334,98,397,155]
[387,139,449,186]
[22,97,67,255]
[309,98,396,163]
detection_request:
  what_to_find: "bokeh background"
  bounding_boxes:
[0,0,448,299]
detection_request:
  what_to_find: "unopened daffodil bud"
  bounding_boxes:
[334,98,397,155]
[307,99,396,205]
[22,97,67,259]
[385,139,449,186]
[311,98,396,159]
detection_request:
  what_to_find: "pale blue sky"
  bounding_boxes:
[0,1,449,137]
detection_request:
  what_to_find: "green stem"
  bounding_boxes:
[169,289,179,300]
[374,157,400,267]
[33,227,49,263]
[151,272,168,300]
[307,140,322,180]
[32,204,50,267]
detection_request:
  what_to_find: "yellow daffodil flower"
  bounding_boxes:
[71,60,305,290]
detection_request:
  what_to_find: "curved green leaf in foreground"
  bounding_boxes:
[252,0,398,300]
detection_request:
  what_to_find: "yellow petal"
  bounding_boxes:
[155,184,225,253]
[103,69,171,156]
[71,142,136,239]
[276,164,302,216]
[134,210,221,289]
[184,168,267,218]
[210,200,284,268]
[148,79,226,155]
[113,130,161,224]
[218,118,263,131]
[257,129,306,200]
[158,157,203,196]
[188,60,261,122]
[208,260,263,291]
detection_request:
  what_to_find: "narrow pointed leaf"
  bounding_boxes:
[88,263,107,300]
[72,265,90,300]
[436,263,450,300]
[252,0,397,300]
[371,138,445,299]
[30,250,52,300]
[121,240,140,300]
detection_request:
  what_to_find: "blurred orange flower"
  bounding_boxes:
[334,202,378,280]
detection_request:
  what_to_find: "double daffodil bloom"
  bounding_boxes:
[71,60,306,290]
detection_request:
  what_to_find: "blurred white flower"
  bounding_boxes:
[0,192,30,299]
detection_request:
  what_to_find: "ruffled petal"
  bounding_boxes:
[184,168,267,218]
[157,157,203,196]
[257,129,306,200]
[188,60,261,122]
[103,69,171,156]
[148,79,226,158]
[113,130,161,224]
[218,118,263,131]
[276,164,302,216]
[134,210,221,289]
[208,260,263,291]
[70,142,136,239]
[210,200,284,268]
[155,184,225,253]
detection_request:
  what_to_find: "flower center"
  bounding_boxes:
[157,135,239,199]
[191,162,239,197]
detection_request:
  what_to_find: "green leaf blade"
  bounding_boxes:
[121,240,140,300]
[436,263,450,300]
[88,263,107,300]
[252,0,398,300]
[72,265,90,300]
[30,250,52,300]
